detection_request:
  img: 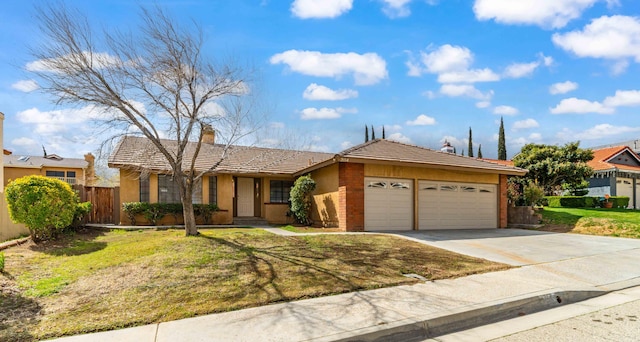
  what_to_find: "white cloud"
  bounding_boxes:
[386,124,403,131]
[270,50,388,85]
[17,106,106,134]
[437,68,500,83]
[11,80,39,92]
[493,105,519,116]
[387,132,411,144]
[440,135,466,150]
[549,81,578,94]
[611,60,630,75]
[340,141,354,150]
[299,107,357,120]
[421,44,473,74]
[476,101,491,108]
[439,84,494,100]
[406,114,437,126]
[11,137,39,150]
[381,0,413,18]
[558,124,640,141]
[302,83,358,100]
[290,0,353,19]
[603,90,640,107]
[552,15,640,71]
[529,132,543,141]
[308,144,331,152]
[26,52,122,73]
[408,44,499,83]
[550,97,614,114]
[512,118,539,130]
[503,62,539,78]
[503,54,553,78]
[473,0,603,29]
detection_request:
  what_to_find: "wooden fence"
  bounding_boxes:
[73,185,120,224]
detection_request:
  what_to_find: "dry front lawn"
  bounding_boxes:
[0,229,509,341]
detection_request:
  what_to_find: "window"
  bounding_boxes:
[46,170,65,178]
[270,180,293,203]
[66,171,76,178]
[209,176,217,205]
[390,182,410,189]
[440,185,458,192]
[461,186,477,193]
[140,174,150,203]
[158,175,202,204]
[367,181,387,188]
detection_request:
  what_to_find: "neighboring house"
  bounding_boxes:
[0,113,27,241]
[109,131,526,231]
[590,139,640,155]
[4,152,94,187]
[586,146,640,209]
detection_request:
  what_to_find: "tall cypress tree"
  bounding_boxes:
[478,144,483,158]
[461,149,465,157]
[453,146,457,154]
[365,125,369,142]
[382,125,386,139]
[468,127,474,158]
[498,117,507,160]
[371,125,376,140]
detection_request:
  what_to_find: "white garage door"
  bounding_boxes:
[419,181,497,230]
[365,177,413,231]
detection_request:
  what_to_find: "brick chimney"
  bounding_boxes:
[84,153,96,186]
[202,125,215,144]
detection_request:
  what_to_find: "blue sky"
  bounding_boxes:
[1,0,640,161]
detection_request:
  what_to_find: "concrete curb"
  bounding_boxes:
[311,288,608,342]
[0,236,31,251]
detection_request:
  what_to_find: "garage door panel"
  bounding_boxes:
[419,180,497,230]
[365,177,412,231]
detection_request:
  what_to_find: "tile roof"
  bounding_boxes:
[332,139,527,175]
[588,146,640,173]
[4,154,88,169]
[478,158,515,167]
[109,136,528,176]
[108,136,334,175]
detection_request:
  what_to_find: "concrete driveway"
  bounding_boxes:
[393,229,640,266]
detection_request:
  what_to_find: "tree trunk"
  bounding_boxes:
[182,196,198,236]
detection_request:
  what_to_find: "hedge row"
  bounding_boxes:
[545,196,630,208]
[122,202,218,225]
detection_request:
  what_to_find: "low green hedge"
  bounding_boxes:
[545,196,629,208]
[122,202,218,225]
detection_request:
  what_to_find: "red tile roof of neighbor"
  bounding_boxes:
[109,136,528,176]
[588,146,640,173]
[478,158,515,167]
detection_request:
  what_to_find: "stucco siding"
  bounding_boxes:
[310,164,339,227]
[364,164,499,184]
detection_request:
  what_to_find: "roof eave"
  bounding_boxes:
[341,156,528,176]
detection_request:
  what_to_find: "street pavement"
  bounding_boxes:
[432,285,640,342]
[48,228,640,342]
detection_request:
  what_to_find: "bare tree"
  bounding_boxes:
[29,4,264,235]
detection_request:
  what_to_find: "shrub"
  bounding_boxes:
[71,202,92,229]
[289,175,316,226]
[122,202,218,225]
[544,196,629,208]
[0,252,4,272]
[5,176,79,242]
[523,182,545,206]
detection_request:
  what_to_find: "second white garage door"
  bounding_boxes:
[418,181,497,229]
[364,177,413,231]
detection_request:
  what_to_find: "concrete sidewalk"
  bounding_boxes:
[48,229,640,342]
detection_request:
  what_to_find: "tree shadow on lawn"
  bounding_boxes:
[0,271,43,342]
[27,229,108,256]
[195,233,401,340]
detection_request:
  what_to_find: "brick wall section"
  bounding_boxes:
[499,174,508,228]
[338,162,365,231]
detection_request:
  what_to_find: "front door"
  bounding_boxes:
[237,177,255,217]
